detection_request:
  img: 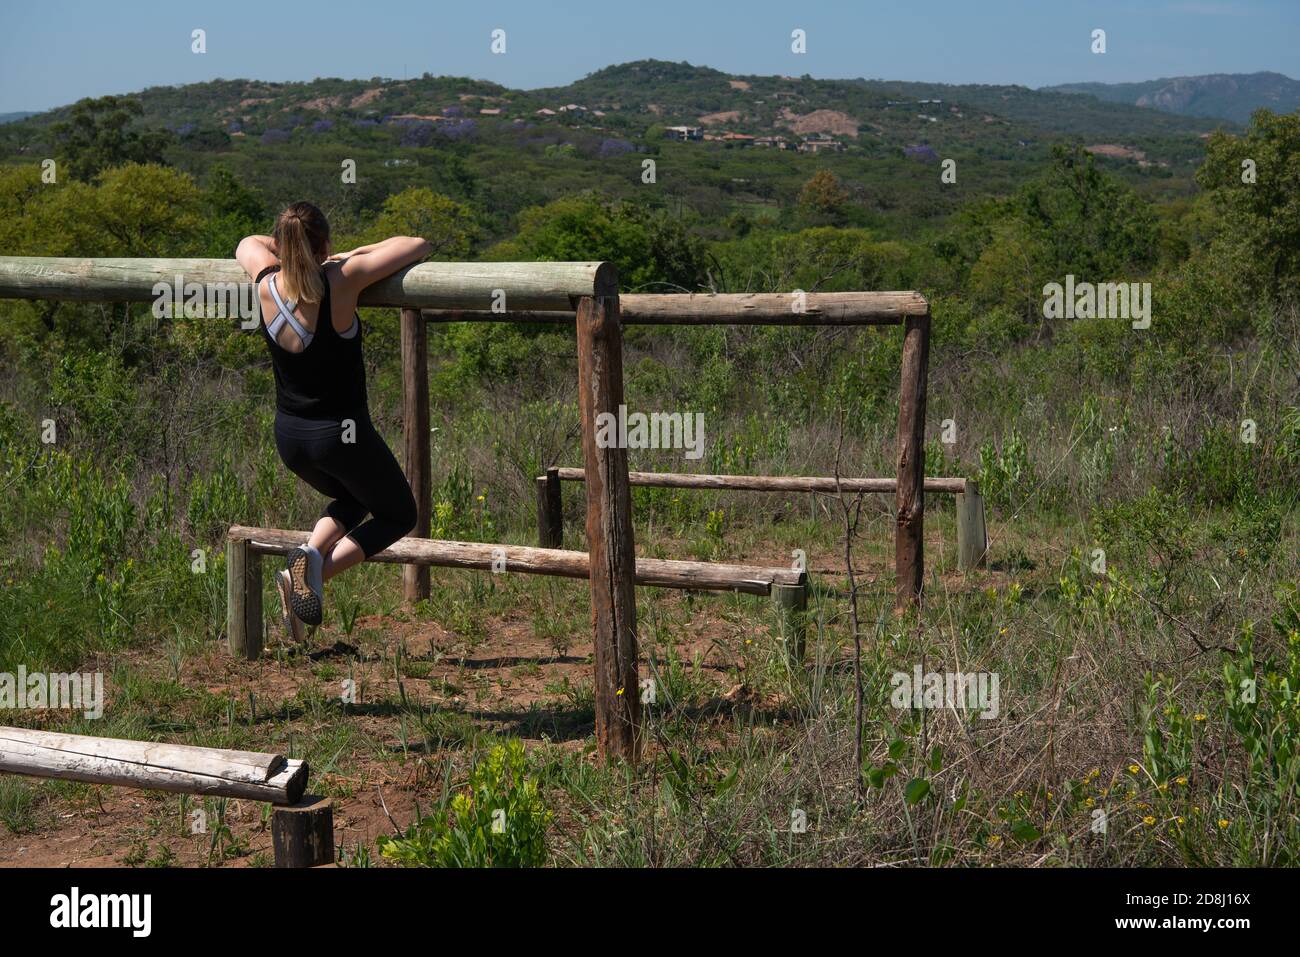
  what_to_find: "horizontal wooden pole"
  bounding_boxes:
[0,257,616,311]
[422,291,927,325]
[0,727,308,805]
[229,525,801,595]
[546,468,967,494]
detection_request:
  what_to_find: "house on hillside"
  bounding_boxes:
[753,135,790,149]
[535,108,557,116]
[664,125,703,141]
[797,133,844,154]
[705,131,755,145]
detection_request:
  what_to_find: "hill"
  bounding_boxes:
[1044,71,1300,124]
[0,60,1237,242]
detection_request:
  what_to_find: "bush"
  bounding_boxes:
[377,740,552,867]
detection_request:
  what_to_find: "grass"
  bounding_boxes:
[0,276,1295,867]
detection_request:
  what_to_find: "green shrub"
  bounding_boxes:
[377,740,552,868]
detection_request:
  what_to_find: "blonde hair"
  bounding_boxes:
[272,202,329,304]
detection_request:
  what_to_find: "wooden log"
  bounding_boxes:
[0,727,307,804]
[229,525,802,595]
[536,466,563,548]
[956,479,989,571]
[547,467,967,495]
[772,580,809,665]
[575,293,641,764]
[894,311,931,608]
[0,257,616,311]
[225,537,262,660]
[272,795,335,868]
[401,307,431,603]
[422,291,928,325]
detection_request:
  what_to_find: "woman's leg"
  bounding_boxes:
[321,417,417,567]
[322,535,365,581]
[308,514,348,554]
[275,422,369,624]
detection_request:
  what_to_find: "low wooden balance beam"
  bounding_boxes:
[0,727,334,866]
[226,525,810,663]
[535,468,990,570]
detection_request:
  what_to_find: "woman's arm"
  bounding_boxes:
[337,236,433,291]
[326,240,383,261]
[235,235,279,280]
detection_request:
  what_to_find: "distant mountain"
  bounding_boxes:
[0,112,37,125]
[0,58,1232,196]
[1043,71,1300,124]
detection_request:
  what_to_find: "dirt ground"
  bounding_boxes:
[0,527,991,867]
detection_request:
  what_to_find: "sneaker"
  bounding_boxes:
[285,546,323,626]
[275,569,306,642]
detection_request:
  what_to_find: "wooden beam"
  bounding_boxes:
[400,307,431,603]
[547,467,967,495]
[226,537,262,660]
[0,257,617,311]
[894,311,931,608]
[575,293,641,764]
[0,727,307,805]
[229,525,802,595]
[536,466,563,548]
[421,291,927,326]
[772,581,808,665]
[956,479,989,571]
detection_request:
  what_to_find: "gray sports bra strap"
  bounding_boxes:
[266,274,313,346]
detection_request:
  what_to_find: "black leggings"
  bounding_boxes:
[273,409,417,559]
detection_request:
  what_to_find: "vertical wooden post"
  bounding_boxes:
[894,311,931,609]
[272,795,334,867]
[575,285,641,764]
[536,466,563,548]
[401,307,431,604]
[226,537,262,660]
[956,479,988,571]
[772,578,808,666]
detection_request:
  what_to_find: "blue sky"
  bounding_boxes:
[1,0,1297,113]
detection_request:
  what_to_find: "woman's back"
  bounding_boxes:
[258,264,368,420]
[258,262,360,354]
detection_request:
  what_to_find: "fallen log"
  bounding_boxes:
[0,727,308,805]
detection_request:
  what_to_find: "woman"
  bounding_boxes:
[236,202,431,640]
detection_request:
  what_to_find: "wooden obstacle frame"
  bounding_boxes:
[0,256,937,766]
[0,727,332,867]
[534,467,989,571]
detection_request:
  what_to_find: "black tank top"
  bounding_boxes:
[257,266,368,420]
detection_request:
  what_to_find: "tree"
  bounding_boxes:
[1197,109,1300,298]
[357,186,476,259]
[488,195,709,291]
[797,170,849,222]
[200,166,266,257]
[48,96,174,181]
[1015,145,1157,279]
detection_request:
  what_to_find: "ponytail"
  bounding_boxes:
[272,202,329,304]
